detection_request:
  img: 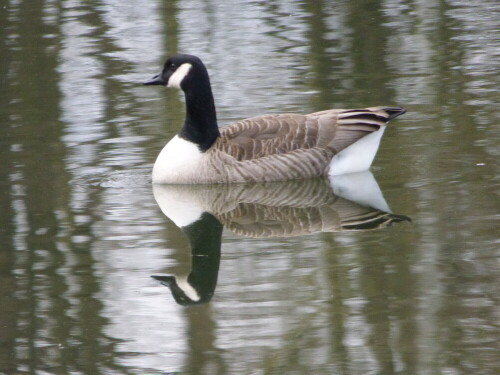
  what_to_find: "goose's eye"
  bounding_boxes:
[169,63,176,70]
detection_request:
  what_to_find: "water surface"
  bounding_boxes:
[0,1,498,374]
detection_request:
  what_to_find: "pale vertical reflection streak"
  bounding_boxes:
[383,0,438,105]
[99,0,164,69]
[92,2,188,372]
[176,0,310,121]
[58,2,106,174]
[57,3,108,319]
[383,2,443,373]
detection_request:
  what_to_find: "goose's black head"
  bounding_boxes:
[144,54,219,151]
[143,54,208,91]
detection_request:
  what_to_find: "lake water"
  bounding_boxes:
[0,1,498,374]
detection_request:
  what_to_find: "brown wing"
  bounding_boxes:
[214,107,403,161]
[215,113,320,161]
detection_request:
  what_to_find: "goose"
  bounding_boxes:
[144,54,406,184]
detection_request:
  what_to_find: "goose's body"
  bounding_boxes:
[145,54,405,184]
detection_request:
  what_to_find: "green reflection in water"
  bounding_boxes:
[0,0,498,374]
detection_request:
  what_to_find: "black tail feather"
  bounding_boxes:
[383,107,406,121]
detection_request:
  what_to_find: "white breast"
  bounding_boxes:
[152,135,204,184]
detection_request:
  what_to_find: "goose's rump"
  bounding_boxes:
[212,107,404,181]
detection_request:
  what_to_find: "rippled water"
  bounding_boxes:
[0,1,498,374]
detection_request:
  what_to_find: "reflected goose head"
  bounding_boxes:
[143,54,208,90]
[151,275,206,306]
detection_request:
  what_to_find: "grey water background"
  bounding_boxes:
[0,0,499,374]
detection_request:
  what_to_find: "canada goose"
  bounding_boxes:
[144,54,406,184]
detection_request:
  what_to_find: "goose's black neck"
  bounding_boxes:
[179,70,220,152]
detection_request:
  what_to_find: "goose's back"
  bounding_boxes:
[208,107,396,182]
[216,113,325,161]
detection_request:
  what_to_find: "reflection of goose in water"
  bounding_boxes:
[152,172,410,305]
[152,212,222,306]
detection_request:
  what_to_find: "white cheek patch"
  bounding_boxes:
[167,63,192,88]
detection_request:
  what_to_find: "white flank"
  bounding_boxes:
[167,63,192,88]
[153,182,204,227]
[328,126,386,176]
[175,275,201,302]
[152,135,203,184]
